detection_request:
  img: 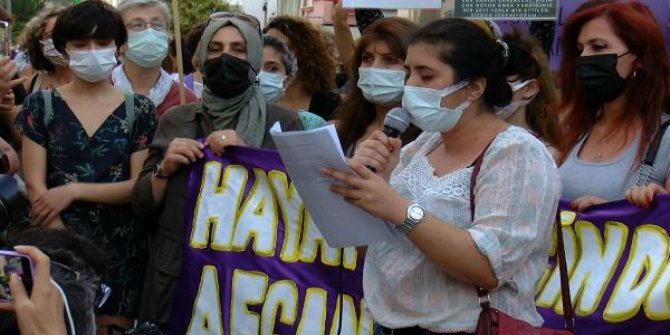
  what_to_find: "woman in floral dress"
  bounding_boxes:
[14,1,156,333]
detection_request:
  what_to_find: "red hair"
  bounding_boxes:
[557,1,670,164]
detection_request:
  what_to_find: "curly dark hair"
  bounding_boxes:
[264,16,336,94]
[333,17,420,153]
[17,3,66,73]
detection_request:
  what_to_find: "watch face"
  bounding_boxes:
[408,205,424,221]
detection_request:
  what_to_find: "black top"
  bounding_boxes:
[309,91,341,120]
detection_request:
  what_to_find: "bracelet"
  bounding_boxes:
[153,163,170,179]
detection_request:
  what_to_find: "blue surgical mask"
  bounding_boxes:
[357,67,405,105]
[402,81,470,132]
[258,71,286,103]
[68,47,118,82]
[125,28,169,68]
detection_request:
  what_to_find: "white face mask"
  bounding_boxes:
[357,67,405,105]
[40,38,69,66]
[402,81,470,132]
[68,47,118,82]
[494,79,536,120]
[257,71,285,103]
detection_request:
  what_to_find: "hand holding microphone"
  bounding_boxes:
[356,108,409,178]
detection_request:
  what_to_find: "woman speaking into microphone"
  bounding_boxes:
[324,18,561,335]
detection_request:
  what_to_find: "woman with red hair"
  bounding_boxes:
[557,1,670,210]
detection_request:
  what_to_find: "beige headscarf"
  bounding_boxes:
[198,18,266,147]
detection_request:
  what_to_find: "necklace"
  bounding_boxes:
[596,137,610,159]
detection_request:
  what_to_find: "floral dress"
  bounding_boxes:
[15,90,156,318]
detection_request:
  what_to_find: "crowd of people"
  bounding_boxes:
[0,0,666,334]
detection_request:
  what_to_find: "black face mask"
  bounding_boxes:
[203,53,254,99]
[576,53,631,105]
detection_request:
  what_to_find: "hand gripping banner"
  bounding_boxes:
[167,146,373,335]
[537,194,670,334]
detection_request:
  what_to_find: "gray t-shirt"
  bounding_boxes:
[560,126,670,201]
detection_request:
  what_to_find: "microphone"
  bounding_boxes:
[366,108,410,172]
[383,107,411,138]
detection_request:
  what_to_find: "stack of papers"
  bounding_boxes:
[270,122,395,247]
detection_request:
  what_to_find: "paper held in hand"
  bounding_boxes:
[342,0,442,9]
[270,122,395,247]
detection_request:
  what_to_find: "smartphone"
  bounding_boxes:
[0,250,33,302]
[0,21,8,58]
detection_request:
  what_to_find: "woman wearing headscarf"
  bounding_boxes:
[131,16,304,328]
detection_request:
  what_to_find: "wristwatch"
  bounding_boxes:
[153,163,170,179]
[396,203,425,234]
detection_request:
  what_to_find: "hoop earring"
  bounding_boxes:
[632,70,639,79]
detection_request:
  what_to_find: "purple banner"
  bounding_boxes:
[536,194,670,334]
[167,145,372,335]
[495,0,670,70]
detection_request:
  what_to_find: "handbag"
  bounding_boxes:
[469,139,575,335]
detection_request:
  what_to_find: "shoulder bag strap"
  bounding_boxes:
[470,136,575,332]
[555,209,575,331]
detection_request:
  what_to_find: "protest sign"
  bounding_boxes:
[537,195,670,334]
[167,146,372,335]
[454,0,558,20]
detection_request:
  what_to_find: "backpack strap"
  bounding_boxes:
[124,92,135,137]
[28,74,40,94]
[43,90,54,128]
[637,119,670,186]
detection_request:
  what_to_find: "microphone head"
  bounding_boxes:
[383,108,411,133]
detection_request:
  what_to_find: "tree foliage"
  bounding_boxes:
[172,0,239,34]
[4,0,239,44]
[3,0,43,41]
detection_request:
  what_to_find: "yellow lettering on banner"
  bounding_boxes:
[328,295,361,335]
[358,299,374,333]
[537,221,627,315]
[233,169,278,256]
[342,247,358,271]
[191,163,247,250]
[604,225,670,322]
[296,288,328,335]
[568,221,627,316]
[269,171,305,263]
[536,226,578,307]
[260,280,299,335]
[645,256,670,320]
[536,210,578,295]
[186,266,223,335]
[299,211,342,266]
[230,269,269,334]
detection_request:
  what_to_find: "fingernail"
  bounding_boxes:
[10,273,19,283]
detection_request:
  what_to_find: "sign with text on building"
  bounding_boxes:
[343,0,442,9]
[455,0,558,19]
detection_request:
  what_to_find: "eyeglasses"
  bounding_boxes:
[125,19,167,33]
[51,261,112,309]
[209,11,261,35]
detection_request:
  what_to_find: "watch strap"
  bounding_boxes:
[396,218,419,234]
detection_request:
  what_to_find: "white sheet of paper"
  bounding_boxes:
[343,0,441,9]
[270,122,395,247]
